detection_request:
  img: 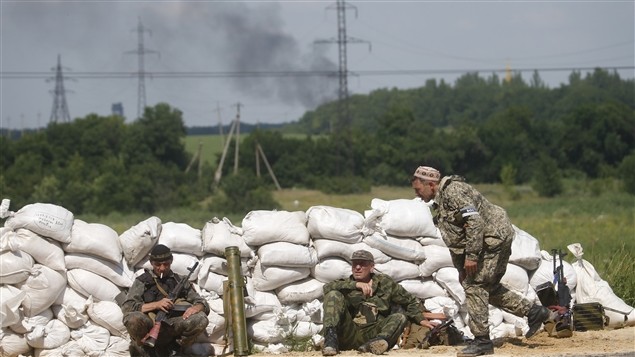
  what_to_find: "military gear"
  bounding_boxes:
[357,337,389,354]
[322,326,338,356]
[351,249,374,262]
[457,336,494,357]
[149,244,173,262]
[572,303,607,331]
[526,304,553,338]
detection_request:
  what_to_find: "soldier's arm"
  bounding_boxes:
[323,278,357,295]
[445,185,484,261]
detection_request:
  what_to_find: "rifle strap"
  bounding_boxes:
[152,276,169,298]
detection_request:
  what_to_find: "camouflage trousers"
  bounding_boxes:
[451,239,533,337]
[322,290,408,351]
[123,311,208,348]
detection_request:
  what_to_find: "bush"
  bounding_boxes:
[208,171,281,215]
[618,152,635,195]
[532,155,563,197]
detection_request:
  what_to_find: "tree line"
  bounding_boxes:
[1,69,633,215]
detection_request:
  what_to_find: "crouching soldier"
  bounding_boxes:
[121,245,210,357]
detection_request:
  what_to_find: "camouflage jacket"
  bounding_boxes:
[323,273,424,324]
[433,175,514,260]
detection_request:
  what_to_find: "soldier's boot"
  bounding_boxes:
[322,327,339,356]
[456,336,494,357]
[357,337,389,355]
[526,304,555,338]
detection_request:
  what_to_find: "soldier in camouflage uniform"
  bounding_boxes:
[411,166,554,357]
[321,249,437,356]
[121,244,210,357]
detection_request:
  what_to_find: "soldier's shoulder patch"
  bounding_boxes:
[459,206,478,218]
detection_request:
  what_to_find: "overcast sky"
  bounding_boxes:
[1,1,633,130]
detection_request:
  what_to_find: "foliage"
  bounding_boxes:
[208,170,281,215]
[618,152,635,195]
[532,155,564,197]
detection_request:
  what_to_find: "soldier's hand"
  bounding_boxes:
[420,319,438,329]
[464,259,477,277]
[356,280,373,297]
[155,298,174,312]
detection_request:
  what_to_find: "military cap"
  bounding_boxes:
[149,244,173,262]
[351,249,374,263]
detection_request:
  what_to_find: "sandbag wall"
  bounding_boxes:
[1,198,634,356]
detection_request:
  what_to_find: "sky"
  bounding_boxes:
[1,1,633,130]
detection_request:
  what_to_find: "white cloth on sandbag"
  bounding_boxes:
[0,329,31,357]
[65,219,122,263]
[0,249,34,284]
[529,250,577,292]
[1,228,66,271]
[501,263,530,296]
[17,264,66,317]
[9,308,53,334]
[312,239,391,264]
[418,245,454,277]
[52,302,89,330]
[363,233,426,263]
[306,206,368,243]
[65,253,135,287]
[251,260,310,292]
[568,243,635,327]
[364,198,437,238]
[257,242,318,268]
[25,319,70,349]
[242,210,310,246]
[159,222,204,256]
[1,285,26,327]
[201,217,253,258]
[66,269,122,303]
[0,199,74,243]
[119,216,162,266]
[69,321,111,354]
[434,267,466,305]
[374,259,421,282]
[275,277,324,304]
[86,296,128,338]
[311,258,351,283]
[247,319,285,344]
[139,252,200,280]
[509,226,542,270]
[400,278,448,300]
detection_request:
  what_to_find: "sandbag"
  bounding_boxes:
[306,205,367,243]
[86,296,128,338]
[257,242,318,268]
[69,321,111,354]
[400,278,447,300]
[17,264,67,317]
[25,319,71,349]
[245,290,282,319]
[0,249,34,284]
[251,260,310,292]
[312,239,391,264]
[418,245,454,277]
[198,270,226,295]
[0,199,74,243]
[374,259,421,282]
[199,254,251,277]
[247,319,285,344]
[65,219,122,263]
[529,250,577,292]
[501,263,530,295]
[65,253,135,287]
[51,302,89,329]
[509,226,542,270]
[9,308,53,334]
[119,216,162,266]
[0,329,32,357]
[311,258,351,283]
[434,267,465,305]
[1,228,66,271]
[275,277,324,304]
[158,222,204,256]
[66,269,122,303]
[0,285,26,327]
[201,217,253,258]
[364,198,437,238]
[363,233,426,263]
[242,210,310,246]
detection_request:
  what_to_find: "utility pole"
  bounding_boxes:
[47,54,72,123]
[233,102,242,175]
[216,102,224,148]
[126,17,159,119]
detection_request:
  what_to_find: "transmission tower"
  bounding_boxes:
[48,54,72,123]
[126,17,159,119]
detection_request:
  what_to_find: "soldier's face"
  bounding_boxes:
[151,259,173,277]
[412,178,435,202]
[351,260,373,282]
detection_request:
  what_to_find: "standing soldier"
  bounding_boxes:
[321,249,437,355]
[410,166,554,357]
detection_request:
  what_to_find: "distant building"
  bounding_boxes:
[111,102,124,117]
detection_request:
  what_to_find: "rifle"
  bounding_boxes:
[141,262,199,348]
[418,318,455,349]
[552,249,571,308]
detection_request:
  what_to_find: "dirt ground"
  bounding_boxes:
[255,327,635,357]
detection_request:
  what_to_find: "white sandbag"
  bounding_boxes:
[159,222,204,256]
[275,277,324,304]
[65,219,122,263]
[139,252,200,280]
[434,267,466,305]
[258,242,318,268]
[1,229,66,271]
[488,305,504,328]
[69,321,111,354]
[568,243,635,328]
[529,250,577,292]
[490,321,519,339]
[501,310,529,336]
[86,296,128,338]
[201,217,253,258]
[285,320,322,338]
[245,290,282,319]
[248,319,285,344]
[311,258,351,283]
[0,200,74,243]
[198,270,227,295]
[0,249,35,284]
[501,263,530,295]
[252,261,310,292]
[119,216,162,266]
[34,340,84,356]
[52,302,89,330]
[0,328,32,357]
[509,226,542,270]
[363,233,426,262]
[26,319,70,349]
[306,206,367,243]
[374,259,421,282]
[312,239,391,264]
[416,228,445,246]
[424,296,461,318]
[9,308,53,334]
[18,264,66,317]
[65,253,135,287]
[242,210,310,246]
[104,335,131,357]
[1,285,26,327]
[418,245,454,277]
[199,254,251,277]
[54,286,87,306]
[364,198,437,238]
[400,278,448,300]
[66,269,122,303]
